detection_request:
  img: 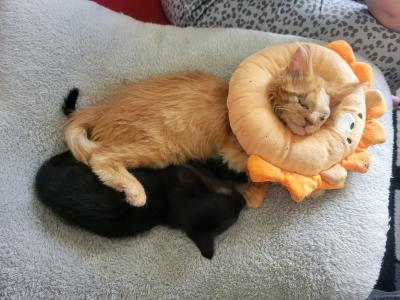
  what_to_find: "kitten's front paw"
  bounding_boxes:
[125,185,147,207]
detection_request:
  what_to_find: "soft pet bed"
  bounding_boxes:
[0,0,393,299]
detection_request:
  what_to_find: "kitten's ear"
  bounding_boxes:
[187,230,215,259]
[287,45,311,77]
[328,81,366,106]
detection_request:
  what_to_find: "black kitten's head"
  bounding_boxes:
[172,164,245,216]
[167,164,245,259]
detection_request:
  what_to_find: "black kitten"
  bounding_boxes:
[35,152,245,259]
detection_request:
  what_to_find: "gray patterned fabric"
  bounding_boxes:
[162,0,400,92]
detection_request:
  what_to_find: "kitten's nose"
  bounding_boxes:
[305,117,315,126]
[306,113,318,125]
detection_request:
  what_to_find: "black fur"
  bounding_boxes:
[62,88,79,116]
[35,152,245,259]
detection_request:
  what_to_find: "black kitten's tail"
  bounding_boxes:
[62,88,79,116]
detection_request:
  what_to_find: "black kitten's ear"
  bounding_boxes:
[187,230,215,259]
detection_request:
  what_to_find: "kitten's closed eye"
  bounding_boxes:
[298,99,309,109]
[287,95,309,110]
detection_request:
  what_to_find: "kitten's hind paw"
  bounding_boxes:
[125,185,147,207]
[243,182,268,209]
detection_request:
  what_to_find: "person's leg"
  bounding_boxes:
[366,0,400,33]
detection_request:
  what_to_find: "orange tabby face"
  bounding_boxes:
[268,46,363,136]
[272,77,331,136]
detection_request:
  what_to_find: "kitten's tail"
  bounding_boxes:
[62,88,79,116]
[63,88,98,165]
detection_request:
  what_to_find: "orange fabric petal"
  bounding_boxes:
[365,90,387,119]
[341,150,370,173]
[350,62,373,87]
[282,173,318,202]
[358,119,386,148]
[247,154,284,182]
[326,40,355,64]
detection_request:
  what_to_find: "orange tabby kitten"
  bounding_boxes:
[268,46,364,136]
[64,72,264,207]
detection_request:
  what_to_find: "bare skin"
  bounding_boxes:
[365,0,400,32]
